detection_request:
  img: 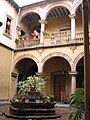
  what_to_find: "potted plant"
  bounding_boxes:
[23,36,27,40]
[47,94,54,103]
[15,38,19,43]
[19,37,22,41]
[43,31,49,35]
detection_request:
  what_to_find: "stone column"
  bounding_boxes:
[39,20,47,45]
[69,71,78,94]
[69,14,76,43]
[69,14,76,52]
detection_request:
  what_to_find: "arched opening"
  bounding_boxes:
[76,57,84,88]
[45,6,70,33]
[17,12,41,39]
[43,57,71,103]
[15,58,38,82]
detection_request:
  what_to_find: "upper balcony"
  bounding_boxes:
[15,32,90,50]
[14,0,90,50]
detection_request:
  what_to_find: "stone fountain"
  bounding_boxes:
[2,75,61,120]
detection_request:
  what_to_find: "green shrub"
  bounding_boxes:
[69,88,84,120]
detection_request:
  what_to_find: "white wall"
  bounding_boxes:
[0,0,18,49]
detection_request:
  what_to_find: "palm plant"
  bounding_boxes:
[69,88,84,120]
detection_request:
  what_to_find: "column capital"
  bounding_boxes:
[69,14,76,19]
[11,72,19,80]
[69,71,78,76]
[39,19,47,24]
[36,72,45,77]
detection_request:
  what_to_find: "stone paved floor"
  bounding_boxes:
[0,103,71,120]
[55,107,70,120]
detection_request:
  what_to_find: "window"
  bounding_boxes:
[4,15,13,38]
[5,17,11,34]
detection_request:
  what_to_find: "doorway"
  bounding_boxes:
[52,73,66,101]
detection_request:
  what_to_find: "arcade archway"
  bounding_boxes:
[15,58,38,82]
[43,56,71,102]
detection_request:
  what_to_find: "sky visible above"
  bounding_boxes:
[14,0,44,7]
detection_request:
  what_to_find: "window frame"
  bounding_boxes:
[3,14,13,39]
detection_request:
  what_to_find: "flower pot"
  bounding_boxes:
[30,86,36,91]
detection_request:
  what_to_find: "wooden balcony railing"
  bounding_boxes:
[15,32,90,49]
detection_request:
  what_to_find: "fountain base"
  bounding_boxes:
[2,109,61,120]
[10,101,56,116]
[2,101,61,120]
[2,91,61,119]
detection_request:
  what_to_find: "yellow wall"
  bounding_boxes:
[46,16,70,32]
[14,45,84,96]
[0,44,13,100]
[14,45,84,62]
[76,13,82,32]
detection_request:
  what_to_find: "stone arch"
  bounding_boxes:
[12,54,40,72]
[72,0,82,14]
[44,2,71,19]
[19,10,41,23]
[41,52,73,71]
[73,52,84,71]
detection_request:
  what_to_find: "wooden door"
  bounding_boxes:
[54,75,66,101]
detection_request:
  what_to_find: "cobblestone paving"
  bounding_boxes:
[55,107,70,120]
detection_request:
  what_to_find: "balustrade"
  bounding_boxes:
[76,32,84,42]
[16,38,40,48]
[15,32,90,48]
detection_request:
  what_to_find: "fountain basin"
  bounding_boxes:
[10,100,56,116]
